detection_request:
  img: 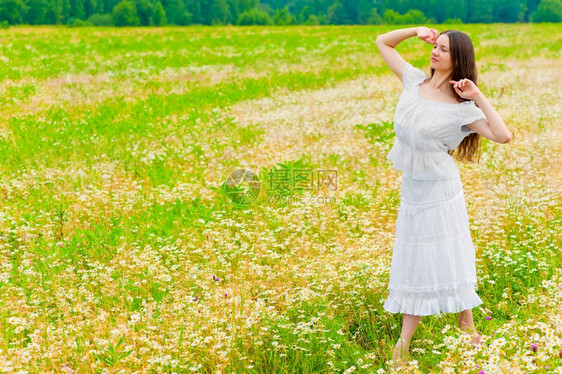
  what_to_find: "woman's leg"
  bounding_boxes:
[456,309,482,347]
[392,314,421,370]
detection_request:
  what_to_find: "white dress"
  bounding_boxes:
[382,62,486,316]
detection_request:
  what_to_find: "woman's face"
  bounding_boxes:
[430,34,452,71]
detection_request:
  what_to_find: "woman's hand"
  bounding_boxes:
[417,27,439,44]
[449,78,483,101]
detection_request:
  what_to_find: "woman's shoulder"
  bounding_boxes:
[402,62,428,87]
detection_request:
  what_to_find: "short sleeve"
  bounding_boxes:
[400,62,426,88]
[458,101,486,134]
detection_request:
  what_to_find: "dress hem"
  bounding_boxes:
[383,282,483,316]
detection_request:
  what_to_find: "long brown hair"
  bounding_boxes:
[430,30,481,163]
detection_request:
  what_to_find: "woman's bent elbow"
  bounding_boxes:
[499,133,513,144]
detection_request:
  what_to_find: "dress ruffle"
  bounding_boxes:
[458,101,487,128]
[383,282,483,316]
[386,137,460,180]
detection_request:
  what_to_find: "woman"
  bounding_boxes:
[375,26,512,371]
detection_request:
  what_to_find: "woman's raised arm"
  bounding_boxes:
[376,26,439,83]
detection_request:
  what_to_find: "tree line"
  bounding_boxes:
[0,0,560,27]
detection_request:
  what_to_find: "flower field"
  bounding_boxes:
[0,24,560,373]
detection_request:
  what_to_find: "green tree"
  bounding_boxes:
[69,0,84,19]
[184,0,201,24]
[211,0,229,24]
[273,6,295,25]
[383,8,427,24]
[367,8,382,24]
[341,0,358,23]
[518,2,528,22]
[297,5,312,23]
[531,0,562,21]
[383,9,400,24]
[522,0,541,21]
[88,12,112,24]
[83,0,95,17]
[422,0,455,23]
[69,17,93,25]
[163,0,190,25]
[470,0,494,22]
[305,13,319,25]
[26,0,48,24]
[493,0,521,22]
[152,0,165,25]
[112,0,139,25]
[443,17,463,24]
[237,7,272,25]
[44,0,64,23]
[134,0,153,25]
[402,9,427,23]
[358,0,373,24]
[0,0,26,23]
[327,0,349,24]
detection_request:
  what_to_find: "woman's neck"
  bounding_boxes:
[426,70,455,96]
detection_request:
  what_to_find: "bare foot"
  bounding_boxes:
[470,331,483,349]
[461,329,483,349]
[391,338,409,371]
